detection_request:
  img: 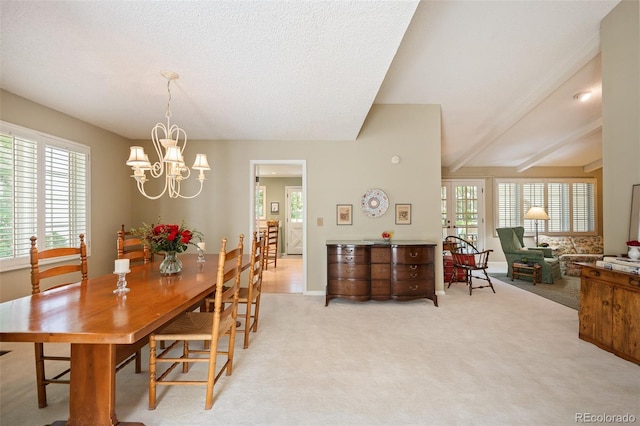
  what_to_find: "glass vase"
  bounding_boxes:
[159,251,182,275]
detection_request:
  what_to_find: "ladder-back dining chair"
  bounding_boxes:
[206,230,265,349]
[30,234,87,408]
[148,234,244,410]
[264,220,278,269]
[444,235,495,295]
[117,224,152,265]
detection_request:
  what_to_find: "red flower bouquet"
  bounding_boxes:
[627,240,640,247]
[133,221,203,253]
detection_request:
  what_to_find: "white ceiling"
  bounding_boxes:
[0,0,620,174]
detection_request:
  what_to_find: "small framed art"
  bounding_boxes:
[270,202,279,213]
[395,204,412,225]
[337,204,353,225]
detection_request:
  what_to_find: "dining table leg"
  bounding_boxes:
[61,343,144,426]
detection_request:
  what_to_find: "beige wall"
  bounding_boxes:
[601,0,640,254]
[0,98,443,300]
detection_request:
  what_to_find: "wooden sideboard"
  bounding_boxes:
[326,240,437,307]
[579,264,640,365]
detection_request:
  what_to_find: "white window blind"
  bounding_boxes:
[495,178,596,235]
[0,121,90,270]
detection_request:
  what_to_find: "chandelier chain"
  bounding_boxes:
[166,79,172,120]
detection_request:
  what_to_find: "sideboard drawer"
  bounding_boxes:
[371,264,390,279]
[392,247,433,264]
[371,246,391,263]
[371,280,391,298]
[328,254,368,264]
[391,264,431,281]
[327,279,370,297]
[392,280,434,297]
[328,245,369,257]
[328,263,370,280]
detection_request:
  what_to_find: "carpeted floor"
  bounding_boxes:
[2,285,639,425]
[489,272,580,310]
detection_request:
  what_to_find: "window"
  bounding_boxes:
[0,121,90,270]
[495,178,596,235]
[255,186,266,220]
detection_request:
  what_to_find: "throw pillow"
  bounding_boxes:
[455,253,476,267]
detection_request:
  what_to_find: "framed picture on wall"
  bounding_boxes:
[270,202,279,213]
[337,204,353,225]
[395,204,412,225]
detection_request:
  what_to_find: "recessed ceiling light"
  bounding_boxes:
[574,91,592,102]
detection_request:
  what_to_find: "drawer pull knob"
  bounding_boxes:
[409,273,418,278]
[589,270,601,277]
[410,284,418,291]
[630,278,640,287]
[346,249,354,254]
[409,265,418,270]
[346,256,353,261]
[409,252,419,258]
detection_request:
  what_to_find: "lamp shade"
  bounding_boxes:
[192,154,211,170]
[126,146,148,167]
[163,146,184,164]
[524,207,549,220]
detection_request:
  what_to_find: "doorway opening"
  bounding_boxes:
[249,160,306,294]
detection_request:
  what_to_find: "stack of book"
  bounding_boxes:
[596,256,640,274]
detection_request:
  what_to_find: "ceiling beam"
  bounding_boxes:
[515,118,602,172]
[449,33,601,172]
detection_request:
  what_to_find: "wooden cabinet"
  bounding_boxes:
[326,241,437,307]
[579,265,640,365]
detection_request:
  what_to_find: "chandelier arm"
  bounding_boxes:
[135,177,169,200]
[173,179,206,200]
[149,124,167,179]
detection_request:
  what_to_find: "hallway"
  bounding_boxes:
[261,255,303,293]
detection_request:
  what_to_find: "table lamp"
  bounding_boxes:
[525,207,549,247]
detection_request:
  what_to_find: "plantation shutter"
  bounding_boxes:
[497,182,519,228]
[0,133,38,259]
[44,143,88,249]
[495,178,596,235]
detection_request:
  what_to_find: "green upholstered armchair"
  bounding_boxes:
[496,227,561,284]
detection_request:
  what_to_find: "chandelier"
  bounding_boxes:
[126,71,210,199]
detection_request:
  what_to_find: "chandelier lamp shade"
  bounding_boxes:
[126,71,210,199]
[524,206,550,247]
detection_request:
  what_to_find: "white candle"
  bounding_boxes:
[115,259,129,273]
[197,242,206,251]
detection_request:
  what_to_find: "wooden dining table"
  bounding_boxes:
[0,253,250,426]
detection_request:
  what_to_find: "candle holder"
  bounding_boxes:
[113,270,131,294]
[197,248,206,264]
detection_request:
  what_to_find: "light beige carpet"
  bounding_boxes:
[1,277,639,426]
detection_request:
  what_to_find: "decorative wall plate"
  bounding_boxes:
[361,188,389,217]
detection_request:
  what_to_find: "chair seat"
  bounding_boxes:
[154,312,234,341]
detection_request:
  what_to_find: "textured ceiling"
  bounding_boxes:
[0,0,620,171]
